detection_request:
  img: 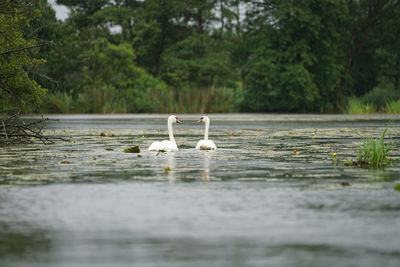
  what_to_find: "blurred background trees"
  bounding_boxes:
[0,0,47,113]
[2,0,400,113]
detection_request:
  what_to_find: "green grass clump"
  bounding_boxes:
[356,128,392,168]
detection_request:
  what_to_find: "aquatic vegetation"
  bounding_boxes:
[99,132,115,137]
[394,184,400,191]
[355,128,392,168]
[332,153,338,166]
[164,166,171,173]
[123,146,140,153]
[61,160,72,164]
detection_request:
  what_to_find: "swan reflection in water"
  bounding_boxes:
[201,151,211,182]
[166,152,176,183]
[164,150,213,183]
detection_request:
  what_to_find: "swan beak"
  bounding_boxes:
[176,118,181,124]
[197,119,203,123]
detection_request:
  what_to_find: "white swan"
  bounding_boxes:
[148,115,181,152]
[196,116,217,150]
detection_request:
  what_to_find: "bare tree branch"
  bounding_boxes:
[0,111,66,145]
[0,42,51,56]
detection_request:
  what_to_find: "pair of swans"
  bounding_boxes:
[148,115,216,152]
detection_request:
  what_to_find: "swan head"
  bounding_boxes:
[197,116,210,124]
[168,115,181,124]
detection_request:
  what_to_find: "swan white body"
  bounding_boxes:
[148,115,180,152]
[196,116,217,150]
[148,140,178,151]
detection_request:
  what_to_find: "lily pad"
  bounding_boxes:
[124,146,140,153]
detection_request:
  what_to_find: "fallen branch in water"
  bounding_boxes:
[0,110,65,144]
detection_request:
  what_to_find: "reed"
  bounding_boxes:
[386,100,400,114]
[41,86,241,113]
[356,128,392,168]
[45,91,73,113]
[346,97,376,114]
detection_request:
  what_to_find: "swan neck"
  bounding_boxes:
[204,120,209,141]
[168,120,175,142]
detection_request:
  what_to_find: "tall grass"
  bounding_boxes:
[386,100,400,113]
[41,87,242,113]
[45,91,73,113]
[346,85,400,114]
[356,128,392,168]
[346,97,376,114]
[163,87,242,113]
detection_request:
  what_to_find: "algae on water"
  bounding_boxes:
[394,184,400,191]
[124,146,140,153]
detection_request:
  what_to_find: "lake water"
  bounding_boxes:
[1,114,400,267]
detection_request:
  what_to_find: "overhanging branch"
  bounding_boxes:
[0,42,52,56]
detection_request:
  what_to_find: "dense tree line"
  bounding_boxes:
[1,0,399,113]
[0,0,47,112]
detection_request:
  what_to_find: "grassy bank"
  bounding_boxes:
[346,87,400,114]
[346,97,400,114]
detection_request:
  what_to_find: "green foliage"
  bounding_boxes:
[242,0,346,112]
[244,53,320,112]
[0,0,47,113]
[394,184,400,191]
[78,40,169,113]
[18,0,400,114]
[356,128,392,168]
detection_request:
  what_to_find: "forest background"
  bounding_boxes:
[1,0,400,114]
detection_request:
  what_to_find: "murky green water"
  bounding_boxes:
[1,114,400,267]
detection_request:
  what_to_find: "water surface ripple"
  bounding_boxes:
[1,114,399,267]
